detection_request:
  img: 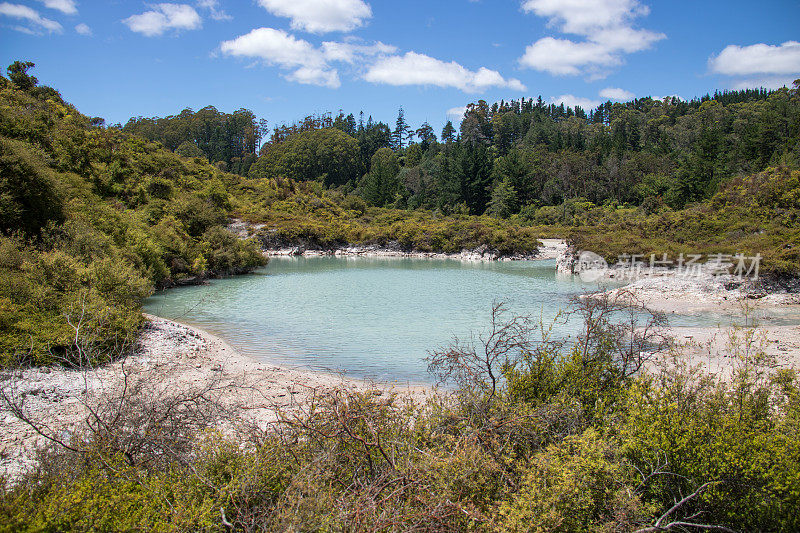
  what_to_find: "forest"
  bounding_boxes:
[125,84,798,216]
[120,81,800,277]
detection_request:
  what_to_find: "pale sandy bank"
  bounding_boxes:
[599,276,800,376]
[0,315,431,482]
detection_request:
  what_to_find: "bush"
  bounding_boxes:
[620,363,800,531]
[0,137,64,236]
[498,429,648,532]
[200,226,267,276]
[2,303,800,530]
[0,77,268,367]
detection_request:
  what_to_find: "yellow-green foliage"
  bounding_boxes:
[566,167,800,276]
[236,177,543,255]
[620,367,800,531]
[0,434,297,532]
[0,78,267,367]
[0,137,65,236]
[0,235,149,367]
[2,357,799,531]
[498,429,650,532]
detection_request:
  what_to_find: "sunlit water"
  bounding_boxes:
[143,257,755,384]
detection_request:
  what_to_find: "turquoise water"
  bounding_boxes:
[143,257,729,384]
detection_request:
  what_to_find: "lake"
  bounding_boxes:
[144,257,726,384]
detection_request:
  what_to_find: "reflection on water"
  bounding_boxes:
[143,257,751,384]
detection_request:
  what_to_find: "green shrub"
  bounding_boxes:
[498,429,649,532]
[0,137,64,236]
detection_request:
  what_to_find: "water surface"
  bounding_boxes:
[143,257,734,383]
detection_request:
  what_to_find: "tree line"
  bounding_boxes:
[119,79,799,219]
[122,106,269,176]
[249,84,800,217]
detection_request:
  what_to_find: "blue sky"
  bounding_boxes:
[1,0,799,134]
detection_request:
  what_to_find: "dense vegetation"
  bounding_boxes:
[234,177,542,256]
[2,300,798,531]
[236,85,800,214]
[565,166,800,277]
[0,63,267,367]
[138,80,796,274]
[122,106,268,176]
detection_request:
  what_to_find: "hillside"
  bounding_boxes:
[0,64,270,367]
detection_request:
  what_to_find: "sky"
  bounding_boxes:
[1,0,799,134]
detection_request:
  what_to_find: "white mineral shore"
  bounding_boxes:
[0,315,430,482]
[264,239,566,262]
[551,241,800,372]
[599,276,800,375]
[264,247,539,262]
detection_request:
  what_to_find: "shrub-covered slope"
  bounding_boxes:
[0,68,266,367]
[563,167,800,277]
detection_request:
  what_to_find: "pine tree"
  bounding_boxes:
[393,107,411,150]
[362,147,401,206]
[415,122,436,150]
[441,121,456,144]
[486,178,519,218]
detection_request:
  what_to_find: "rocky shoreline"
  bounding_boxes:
[596,274,800,377]
[229,217,567,262]
[572,265,800,378]
[553,241,800,375]
[262,238,568,262]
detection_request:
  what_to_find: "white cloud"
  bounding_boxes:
[321,40,396,64]
[731,77,797,91]
[285,66,340,88]
[124,4,202,37]
[257,0,371,33]
[520,38,618,76]
[522,0,648,34]
[447,106,468,121]
[519,0,664,79]
[590,26,663,53]
[549,94,601,110]
[36,0,76,15]
[222,28,523,94]
[221,28,326,69]
[75,22,91,35]
[600,87,634,100]
[364,52,526,93]
[11,24,36,34]
[709,41,800,76]
[197,0,230,21]
[220,27,340,88]
[0,2,61,32]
